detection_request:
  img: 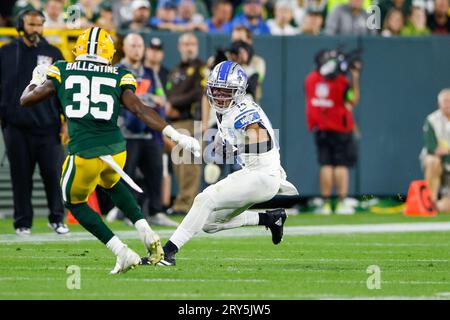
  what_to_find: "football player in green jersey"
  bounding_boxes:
[20,27,201,274]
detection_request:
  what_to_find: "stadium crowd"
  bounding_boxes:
[1,0,449,36]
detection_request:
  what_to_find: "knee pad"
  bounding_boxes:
[202,223,220,234]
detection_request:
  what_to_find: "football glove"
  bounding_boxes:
[30,64,49,86]
[162,125,201,157]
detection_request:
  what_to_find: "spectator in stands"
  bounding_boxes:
[427,0,450,34]
[300,10,324,35]
[231,25,266,102]
[205,0,234,33]
[421,88,450,212]
[379,0,412,25]
[145,37,170,89]
[401,6,431,35]
[114,33,179,227]
[165,32,205,216]
[267,0,298,35]
[150,0,179,30]
[74,0,98,27]
[0,9,68,235]
[381,8,405,36]
[304,49,361,215]
[325,0,376,35]
[43,0,65,29]
[95,1,116,32]
[175,0,208,32]
[120,0,153,31]
[231,0,271,35]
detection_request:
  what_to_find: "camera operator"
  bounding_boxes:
[0,9,67,235]
[305,48,361,215]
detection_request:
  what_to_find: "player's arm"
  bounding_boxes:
[121,89,200,156]
[20,80,56,107]
[245,122,270,144]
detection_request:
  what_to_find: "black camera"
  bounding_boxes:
[315,47,363,79]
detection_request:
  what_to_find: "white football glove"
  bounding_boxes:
[30,64,49,86]
[163,125,201,157]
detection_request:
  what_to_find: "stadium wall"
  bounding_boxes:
[1,33,450,203]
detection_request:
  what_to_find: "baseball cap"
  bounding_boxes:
[99,1,113,11]
[158,0,178,9]
[149,37,163,50]
[131,0,150,11]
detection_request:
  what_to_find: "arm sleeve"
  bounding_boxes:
[234,108,262,130]
[423,119,438,154]
[119,72,137,93]
[46,63,62,91]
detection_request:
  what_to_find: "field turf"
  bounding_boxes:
[0,213,450,300]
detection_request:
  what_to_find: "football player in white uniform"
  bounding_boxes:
[148,61,298,266]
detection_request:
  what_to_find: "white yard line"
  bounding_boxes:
[1,222,450,244]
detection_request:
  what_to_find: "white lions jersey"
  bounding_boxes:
[216,97,280,170]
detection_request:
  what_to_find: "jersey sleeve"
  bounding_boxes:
[46,61,63,91]
[233,101,262,130]
[119,71,137,93]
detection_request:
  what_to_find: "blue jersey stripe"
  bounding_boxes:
[217,61,233,81]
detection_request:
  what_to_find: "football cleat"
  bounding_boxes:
[156,248,176,267]
[263,209,287,245]
[143,233,164,265]
[48,222,70,235]
[110,246,141,274]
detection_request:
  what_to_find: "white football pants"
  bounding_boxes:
[169,167,282,250]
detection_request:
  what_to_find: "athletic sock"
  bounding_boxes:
[106,236,126,256]
[104,180,144,224]
[134,218,155,243]
[66,203,114,244]
[258,211,269,226]
[164,240,179,254]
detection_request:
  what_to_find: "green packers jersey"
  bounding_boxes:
[47,60,137,158]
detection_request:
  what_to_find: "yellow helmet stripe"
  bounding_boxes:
[89,27,100,55]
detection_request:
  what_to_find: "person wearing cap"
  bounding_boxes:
[165,32,205,216]
[95,1,115,32]
[231,0,271,35]
[300,10,324,35]
[145,37,170,90]
[149,0,178,30]
[205,0,234,34]
[121,0,153,31]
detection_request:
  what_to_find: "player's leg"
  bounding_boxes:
[62,154,140,273]
[100,151,163,265]
[35,133,67,233]
[157,169,281,266]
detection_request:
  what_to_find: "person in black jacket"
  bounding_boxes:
[0,9,68,235]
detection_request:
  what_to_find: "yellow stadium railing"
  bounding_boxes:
[0,28,116,62]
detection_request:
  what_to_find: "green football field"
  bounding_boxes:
[1,213,450,300]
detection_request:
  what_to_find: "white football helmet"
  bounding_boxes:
[206,61,248,114]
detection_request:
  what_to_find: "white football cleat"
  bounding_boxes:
[144,232,164,265]
[110,246,141,274]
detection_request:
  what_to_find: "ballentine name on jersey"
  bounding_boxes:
[66,61,119,74]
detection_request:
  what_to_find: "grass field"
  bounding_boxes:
[1,212,450,300]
